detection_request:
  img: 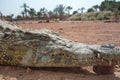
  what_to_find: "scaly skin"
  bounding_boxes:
[0,20,120,74]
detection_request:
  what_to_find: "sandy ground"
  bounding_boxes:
[16,21,120,46]
[0,21,120,80]
[0,66,120,80]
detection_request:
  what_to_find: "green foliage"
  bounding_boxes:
[78,7,85,13]
[40,8,47,14]
[96,12,104,20]
[28,8,36,18]
[89,16,96,20]
[37,12,42,17]
[67,13,81,20]
[39,8,48,16]
[86,12,96,20]
[20,3,29,17]
[99,0,120,11]
[48,11,54,18]
[87,8,95,13]
[103,11,113,20]
[21,11,25,18]
[68,11,113,21]
[54,4,66,20]
[79,14,88,21]
[16,15,22,20]
[92,5,99,11]
[118,2,120,11]
[72,11,78,15]
[66,6,72,15]
[96,11,113,20]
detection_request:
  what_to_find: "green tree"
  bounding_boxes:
[78,7,85,13]
[37,12,42,18]
[54,4,65,20]
[99,0,118,11]
[39,7,47,16]
[16,15,22,20]
[87,8,95,12]
[20,3,29,17]
[48,11,54,18]
[116,1,120,11]
[93,5,99,11]
[0,12,3,20]
[66,6,72,15]
[53,7,58,17]
[72,11,78,15]
[11,14,14,19]
[21,11,25,18]
[28,8,36,18]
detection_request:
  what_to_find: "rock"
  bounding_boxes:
[26,67,32,73]
[0,20,120,68]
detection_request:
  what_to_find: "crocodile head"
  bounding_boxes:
[0,20,120,67]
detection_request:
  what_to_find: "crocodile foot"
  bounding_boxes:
[93,64,114,74]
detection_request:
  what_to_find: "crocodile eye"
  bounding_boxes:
[39,34,50,41]
[3,33,10,38]
[4,28,12,32]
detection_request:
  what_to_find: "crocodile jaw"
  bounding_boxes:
[0,20,120,67]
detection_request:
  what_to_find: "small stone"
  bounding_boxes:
[26,67,32,73]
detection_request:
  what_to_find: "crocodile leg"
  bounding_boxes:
[93,58,119,74]
[93,64,114,74]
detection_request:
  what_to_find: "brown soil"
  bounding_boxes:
[16,21,120,46]
[0,21,120,80]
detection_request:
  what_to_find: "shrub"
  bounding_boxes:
[96,12,104,20]
[119,11,120,15]
[67,11,114,21]
[89,16,96,20]
[80,14,89,21]
[103,11,113,20]
[94,12,100,17]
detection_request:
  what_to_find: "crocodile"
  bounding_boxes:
[0,20,120,74]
